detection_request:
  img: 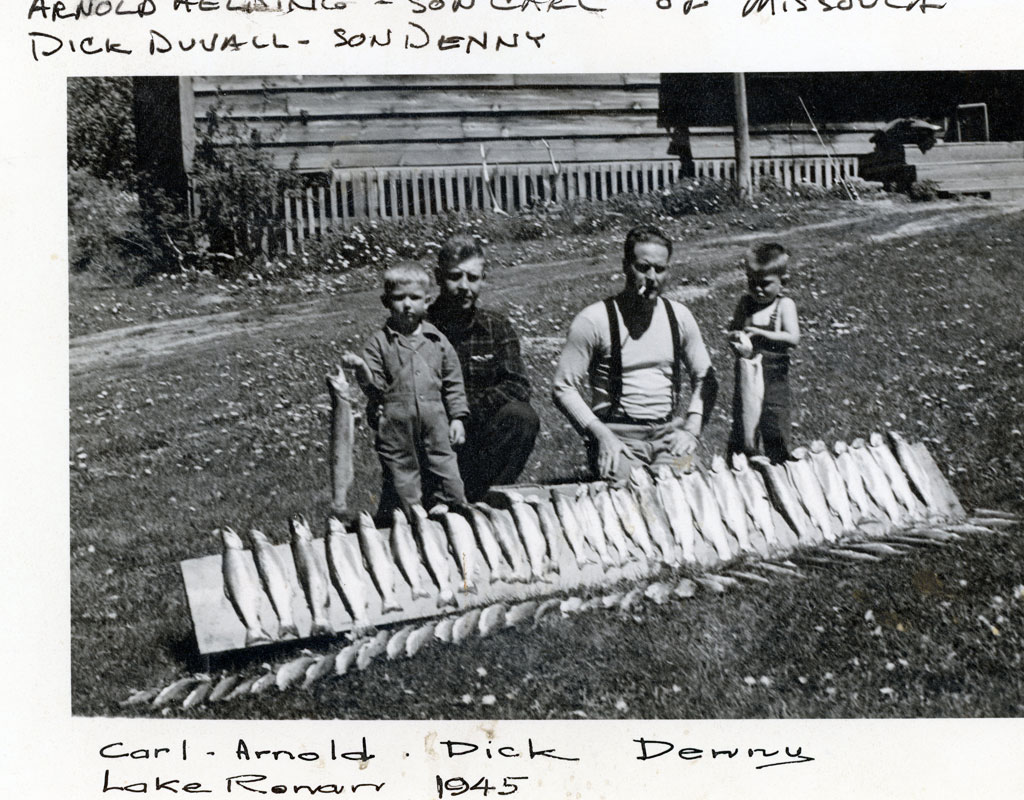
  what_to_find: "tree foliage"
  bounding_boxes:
[67,77,136,183]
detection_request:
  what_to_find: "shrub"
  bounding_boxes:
[68,169,145,277]
[909,180,941,202]
[67,77,135,183]
[660,178,737,216]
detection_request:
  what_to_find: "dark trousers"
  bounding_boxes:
[459,400,540,501]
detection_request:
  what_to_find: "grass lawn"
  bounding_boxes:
[69,197,1024,719]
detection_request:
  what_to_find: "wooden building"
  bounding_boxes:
[160,74,680,246]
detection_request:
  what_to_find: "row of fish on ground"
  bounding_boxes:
[221,430,963,649]
[129,502,1022,711]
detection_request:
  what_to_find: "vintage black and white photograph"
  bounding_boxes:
[68,71,1024,720]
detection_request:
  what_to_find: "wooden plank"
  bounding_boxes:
[294,192,305,247]
[193,74,659,95]
[219,112,663,148]
[328,179,339,232]
[902,141,1024,165]
[306,187,316,237]
[318,185,328,236]
[283,192,293,254]
[193,87,660,121]
[258,138,674,170]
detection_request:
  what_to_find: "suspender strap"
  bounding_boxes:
[603,297,623,418]
[661,297,682,413]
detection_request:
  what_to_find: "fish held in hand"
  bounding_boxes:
[326,516,376,635]
[289,515,333,637]
[326,366,355,517]
[736,352,764,453]
[249,528,299,640]
[357,511,404,613]
[220,527,273,647]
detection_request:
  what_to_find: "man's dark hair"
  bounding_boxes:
[623,224,673,265]
[437,234,486,273]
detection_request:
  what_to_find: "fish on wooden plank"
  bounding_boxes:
[627,467,680,565]
[784,448,836,543]
[808,441,857,534]
[356,511,404,613]
[459,503,513,583]
[574,487,618,569]
[654,466,699,564]
[288,514,333,637]
[729,453,782,554]
[552,490,597,570]
[326,366,355,517]
[750,458,816,544]
[602,484,649,563]
[832,441,878,527]
[220,527,273,646]
[441,510,483,593]
[679,471,733,562]
[708,456,758,555]
[736,350,764,453]
[326,515,377,634]
[478,503,532,583]
[504,491,554,580]
[887,430,945,519]
[524,495,564,575]
[249,529,300,640]
[868,432,929,522]
[850,438,904,527]
[410,505,458,607]
[390,509,432,600]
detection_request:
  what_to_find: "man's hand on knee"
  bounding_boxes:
[589,422,627,479]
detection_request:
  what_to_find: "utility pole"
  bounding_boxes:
[733,72,753,202]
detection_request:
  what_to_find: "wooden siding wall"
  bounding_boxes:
[190,74,667,171]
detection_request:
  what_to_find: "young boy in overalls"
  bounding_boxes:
[727,243,802,463]
[343,264,468,521]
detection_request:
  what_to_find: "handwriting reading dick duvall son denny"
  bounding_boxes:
[95,735,814,795]
[25,0,948,60]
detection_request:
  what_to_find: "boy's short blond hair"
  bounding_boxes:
[382,262,431,296]
[744,243,791,279]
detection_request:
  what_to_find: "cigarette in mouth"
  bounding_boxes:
[638,284,647,297]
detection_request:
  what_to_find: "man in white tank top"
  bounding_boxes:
[552,224,718,482]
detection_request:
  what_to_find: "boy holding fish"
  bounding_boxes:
[342,263,469,521]
[726,243,801,463]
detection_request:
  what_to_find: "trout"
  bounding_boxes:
[410,505,457,607]
[850,438,904,526]
[220,527,272,646]
[452,608,483,644]
[730,453,782,553]
[478,503,532,582]
[808,441,856,533]
[326,366,355,517]
[434,616,456,643]
[679,471,734,562]
[654,465,697,563]
[833,441,876,524]
[288,514,333,637]
[208,674,241,704]
[505,491,552,580]
[708,456,757,554]
[627,468,679,565]
[737,352,765,452]
[785,448,835,542]
[441,510,482,593]
[356,630,390,671]
[334,640,364,676]
[386,626,415,660]
[326,515,376,634]
[524,496,564,574]
[552,490,597,569]
[405,621,436,657]
[276,653,317,691]
[356,511,403,613]
[505,600,539,627]
[601,485,648,563]
[886,430,943,517]
[249,529,299,640]
[749,459,817,544]
[868,432,928,522]
[153,676,204,709]
[302,654,336,689]
[390,509,432,601]
[479,603,507,637]
[575,486,618,568]
[460,503,514,583]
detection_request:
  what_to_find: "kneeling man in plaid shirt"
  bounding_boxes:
[427,235,540,500]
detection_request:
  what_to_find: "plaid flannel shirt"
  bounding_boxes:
[427,302,531,422]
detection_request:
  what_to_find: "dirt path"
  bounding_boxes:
[70,199,1021,376]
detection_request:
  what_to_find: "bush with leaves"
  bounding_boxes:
[67,77,135,183]
[660,178,737,216]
